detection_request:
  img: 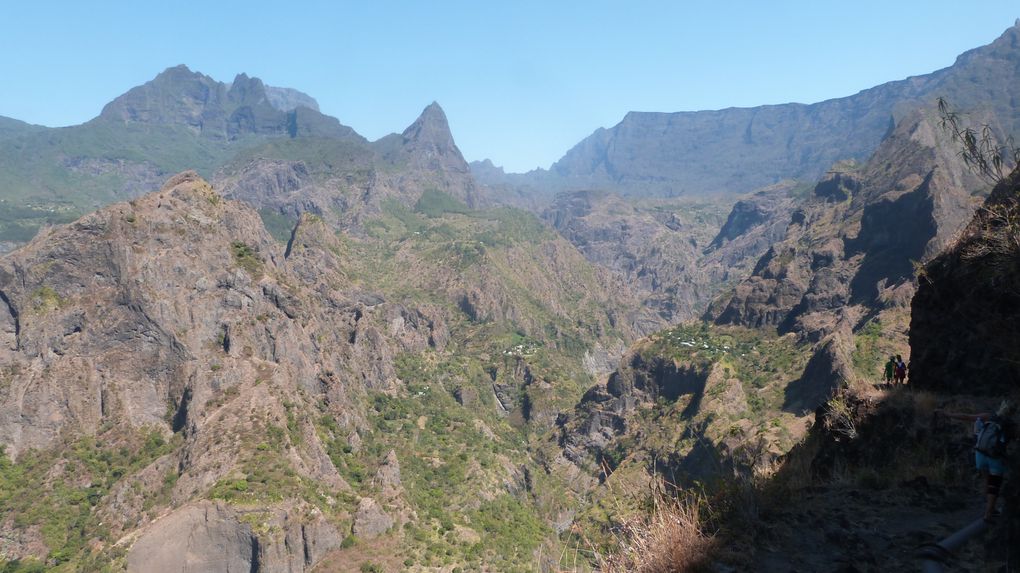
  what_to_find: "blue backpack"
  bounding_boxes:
[975,417,1008,459]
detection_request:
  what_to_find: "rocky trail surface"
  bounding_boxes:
[752,481,987,573]
[720,383,1014,573]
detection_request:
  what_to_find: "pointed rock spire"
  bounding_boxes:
[401,101,456,150]
[397,101,470,175]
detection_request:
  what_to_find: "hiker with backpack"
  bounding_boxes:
[894,354,907,385]
[939,401,1015,521]
[883,355,896,386]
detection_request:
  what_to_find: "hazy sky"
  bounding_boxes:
[1,1,1017,172]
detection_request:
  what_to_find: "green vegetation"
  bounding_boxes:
[0,123,246,213]
[0,429,179,570]
[29,286,65,314]
[209,415,345,515]
[648,323,806,398]
[222,136,375,176]
[230,241,264,278]
[0,201,78,243]
[851,319,885,380]
[312,348,559,569]
[258,208,298,244]
[414,188,469,217]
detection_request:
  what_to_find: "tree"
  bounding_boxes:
[936,97,1020,184]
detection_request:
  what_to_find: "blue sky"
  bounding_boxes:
[1,1,1017,172]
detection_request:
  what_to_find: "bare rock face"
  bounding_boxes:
[0,172,445,569]
[264,86,320,113]
[127,502,256,573]
[221,159,310,205]
[352,497,393,539]
[0,171,281,456]
[710,111,985,343]
[128,504,337,573]
[257,511,342,572]
[375,449,402,497]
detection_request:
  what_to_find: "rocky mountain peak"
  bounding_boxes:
[402,101,456,150]
[153,64,205,83]
[385,101,480,205]
[98,65,224,125]
[95,67,338,141]
[227,73,269,105]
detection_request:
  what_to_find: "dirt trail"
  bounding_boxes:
[741,387,1007,572]
[749,482,990,572]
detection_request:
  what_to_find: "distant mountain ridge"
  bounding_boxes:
[97,65,354,140]
[0,66,472,247]
[476,20,1020,198]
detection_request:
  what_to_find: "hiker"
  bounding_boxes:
[894,354,907,385]
[883,355,896,386]
[939,401,1015,521]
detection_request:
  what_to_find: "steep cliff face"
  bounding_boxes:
[479,21,1020,199]
[542,191,711,324]
[709,112,983,342]
[0,173,446,570]
[910,169,1020,395]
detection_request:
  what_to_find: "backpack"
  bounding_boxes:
[975,416,1009,459]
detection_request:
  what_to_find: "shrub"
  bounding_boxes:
[230,241,264,278]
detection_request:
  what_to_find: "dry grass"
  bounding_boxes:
[822,390,859,440]
[596,489,716,573]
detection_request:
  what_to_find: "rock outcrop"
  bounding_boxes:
[909,169,1020,395]
[352,497,393,539]
[710,111,984,342]
[126,502,257,573]
[0,172,447,569]
[554,327,803,491]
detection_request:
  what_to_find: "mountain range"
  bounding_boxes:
[1,19,1019,573]
[475,19,1020,199]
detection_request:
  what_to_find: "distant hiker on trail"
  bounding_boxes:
[894,354,907,385]
[883,355,896,386]
[939,401,1016,521]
